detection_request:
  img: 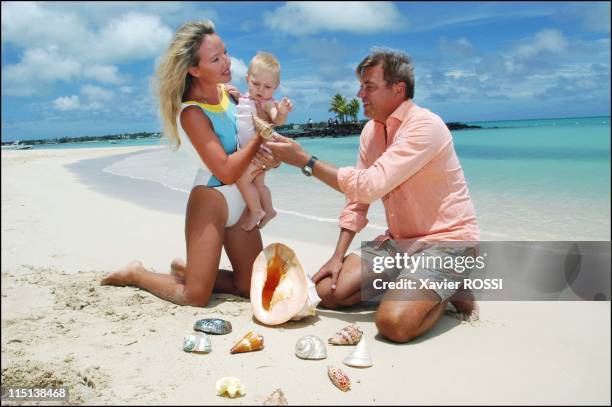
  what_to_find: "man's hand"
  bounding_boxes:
[276,97,294,117]
[312,256,344,290]
[264,134,310,168]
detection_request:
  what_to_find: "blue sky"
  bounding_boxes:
[1,1,610,141]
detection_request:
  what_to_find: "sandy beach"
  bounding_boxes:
[1,146,610,405]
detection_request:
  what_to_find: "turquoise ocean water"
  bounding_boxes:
[40,116,612,241]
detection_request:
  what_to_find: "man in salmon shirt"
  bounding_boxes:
[265,48,480,343]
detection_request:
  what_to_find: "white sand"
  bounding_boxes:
[1,147,610,405]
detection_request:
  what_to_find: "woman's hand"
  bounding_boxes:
[250,147,280,176]
[225,84,241,103]
[312,256,344,290]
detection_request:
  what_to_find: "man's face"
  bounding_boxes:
[357,64,403,122]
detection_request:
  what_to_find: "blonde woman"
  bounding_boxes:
[101,20,278,306]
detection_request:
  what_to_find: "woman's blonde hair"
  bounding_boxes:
[155,20,216,149]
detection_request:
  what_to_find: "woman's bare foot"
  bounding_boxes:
[100,261,145,286]
[257,208,277,229]
[241,209,266,231]
[170,257,186,278]
[447,288,480,322]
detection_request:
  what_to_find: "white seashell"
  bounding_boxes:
[216,377,246,398]
[183,332,211,353]
[291,276,321,321]
[295,335,327,360]
[263,388,288,406]
[342,338,373,368]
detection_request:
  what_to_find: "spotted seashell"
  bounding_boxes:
[194,318,232,335]
[263,388,288,406]
[328,323,363,345]
[327,366,351,392]
[183,332,211,353]
[295,335,327,360]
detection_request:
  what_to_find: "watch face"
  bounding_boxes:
[302,166,312,176]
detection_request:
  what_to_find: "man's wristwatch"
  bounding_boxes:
[301,155,318,177]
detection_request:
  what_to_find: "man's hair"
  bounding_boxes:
[356,48,415,99]
[248,52,281,82]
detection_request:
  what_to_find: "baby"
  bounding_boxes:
[235,52,293,231]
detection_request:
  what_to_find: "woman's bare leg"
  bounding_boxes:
[254,173,276,229]
[101,187,231,306]
[236,164,265,231]
[223,208,264,297]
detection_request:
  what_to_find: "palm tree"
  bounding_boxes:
[328,93,348,123]
[347,98,360,122]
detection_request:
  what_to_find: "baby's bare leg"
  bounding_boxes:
[236,164,266,231]
[254,173,276,229]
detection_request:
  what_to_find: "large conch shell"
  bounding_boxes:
[216,377,246,398]
[342,338,373,367]
[328,323,363,345]
[252,114,275,140]
[327,366,351,392]
[230,331,264,354]
[250,243,321,325]
[263,388,288,406]
[295,335,327,360]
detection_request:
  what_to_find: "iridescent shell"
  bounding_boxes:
[194,318,232,335]
[183,332,211,353]
[328,323,363,345]
[327,366,351,392]
[295,335,327,360]
[230,331,264,354]
[252,114,275,140]
[216,377,245,398]
[342,338,372,367]
[263,388,288,406]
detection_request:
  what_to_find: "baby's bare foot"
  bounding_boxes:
[241,210,266,232]
[100,261,143,286]
[170,257,186,278]
[257,208,277,229]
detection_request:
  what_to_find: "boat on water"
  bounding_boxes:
[1,141,32,150]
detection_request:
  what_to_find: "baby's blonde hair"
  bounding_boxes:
[247,52,281,83]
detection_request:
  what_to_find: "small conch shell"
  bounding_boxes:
[216,377,246,398]
[328,323,363,345]
[194,318,232,335]
[263,388,288,406]
[342,338,373,367]
[295,335,327,360]
[252,114,275,140]
[183,332,212,353]
[230,331,264,354]
[327,366,351,392]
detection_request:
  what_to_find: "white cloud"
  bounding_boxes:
[516,29,567,58]
[52,85,115,111]
[2,3,173,96]
[53,96,81,111]
[81,85,115,102]
[83,64,125,85]
[90,13,172,63]
[230,57,248,85]
[264,1,404,35]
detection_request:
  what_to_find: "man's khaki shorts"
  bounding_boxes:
[356,240,477,302]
